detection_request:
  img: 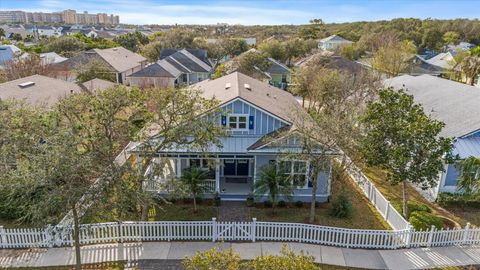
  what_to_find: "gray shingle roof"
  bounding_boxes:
[163,49,212,73]
[81,78,116,92]
[266,58,290,75]
[0,74,83,106]
[384,74,480,138]
[128,62,177,78]
[192,72,303,123]
[93,47,146,73]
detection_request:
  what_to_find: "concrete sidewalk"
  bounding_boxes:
[0,242,479,269]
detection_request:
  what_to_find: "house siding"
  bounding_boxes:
[254,154,330,202]
[221,99,288,136]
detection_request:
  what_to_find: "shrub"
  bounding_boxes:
[245,245,318,269]
[264,200,273,208]
[330,193,352,218]
[437,192,480,208]
[295,201,304,208]
[183,197,193,204]
[214,192,221,207]
[195,196,203,204]
[278,200,287,208]
[409,211,443,230]
[408,202,432,213]
[183,247,241,270]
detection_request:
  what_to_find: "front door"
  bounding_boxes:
[236,160,249,176]
[223,159,249,176]
[223,160,236,176]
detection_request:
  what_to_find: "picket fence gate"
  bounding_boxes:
[1,219,479,250]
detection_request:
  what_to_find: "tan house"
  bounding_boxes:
[51,47,147,85]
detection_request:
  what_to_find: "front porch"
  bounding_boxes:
[144,155,257,197]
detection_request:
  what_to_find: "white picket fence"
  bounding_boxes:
[1,219,478,250]
[339,156,411,231]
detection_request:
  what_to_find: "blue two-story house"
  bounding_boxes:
[131,72,334,202]
[385,74,480,200]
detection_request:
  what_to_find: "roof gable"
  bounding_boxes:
[192,72,303,123]
[93,47,146,72]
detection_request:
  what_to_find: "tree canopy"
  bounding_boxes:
[360,88,453,217]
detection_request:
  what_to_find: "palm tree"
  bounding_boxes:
[254,164,294,214]
[458,156,480,195]
[181,166,208,212]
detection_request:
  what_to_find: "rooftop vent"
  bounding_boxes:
[18,81,35,88]
[244,83,251,90]
[225,83,231,89]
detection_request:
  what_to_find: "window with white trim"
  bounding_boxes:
[278,160,308,188]
[228,114,248,130]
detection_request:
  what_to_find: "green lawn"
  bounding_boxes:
[149,202,218,221]
[249,173,390,230]
[361,165,478,227]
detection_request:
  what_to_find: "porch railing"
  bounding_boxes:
[143,178,217,193]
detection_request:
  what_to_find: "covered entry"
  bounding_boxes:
[220,158,254,194]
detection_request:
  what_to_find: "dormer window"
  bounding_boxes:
[228,114,248,130]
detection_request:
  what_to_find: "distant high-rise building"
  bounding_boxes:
[62,9,76,24]
[0,9,120,24]
[0,10,27,23]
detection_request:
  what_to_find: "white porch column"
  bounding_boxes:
[215,159,220,193]
[176,158,182,177]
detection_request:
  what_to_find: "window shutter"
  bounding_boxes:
[249,116,254,129]
[221,115,226,126]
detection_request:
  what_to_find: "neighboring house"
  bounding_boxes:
[266,58,291,90]
[244,37,256,46]
[31,26,62,37]
[0,74,83,106]
[232,49,292,90]
[384,74,480,200]
[51,47,147,84]
[407,53,453,76]
[317,35,353,51]
[0,46,14,67]
[81,78,116,92]
[446,42,476,54]
[128,49,213,88]
[39,52,67,65]
[130,72,335,201]
[0,24,29,39]
[295,53,365,74]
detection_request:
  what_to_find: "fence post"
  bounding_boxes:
[212,218,217,242]
[385,202,390,220]
[118,221,123,243]
[251,218,256,243]
[428,225,436,247]
[44,224,53,248]
[0,226,6,248]
[167,222,172,242]
[405,225,413,248]
[462,222,471,245]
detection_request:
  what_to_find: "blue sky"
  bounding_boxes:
[1,0,479,25]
